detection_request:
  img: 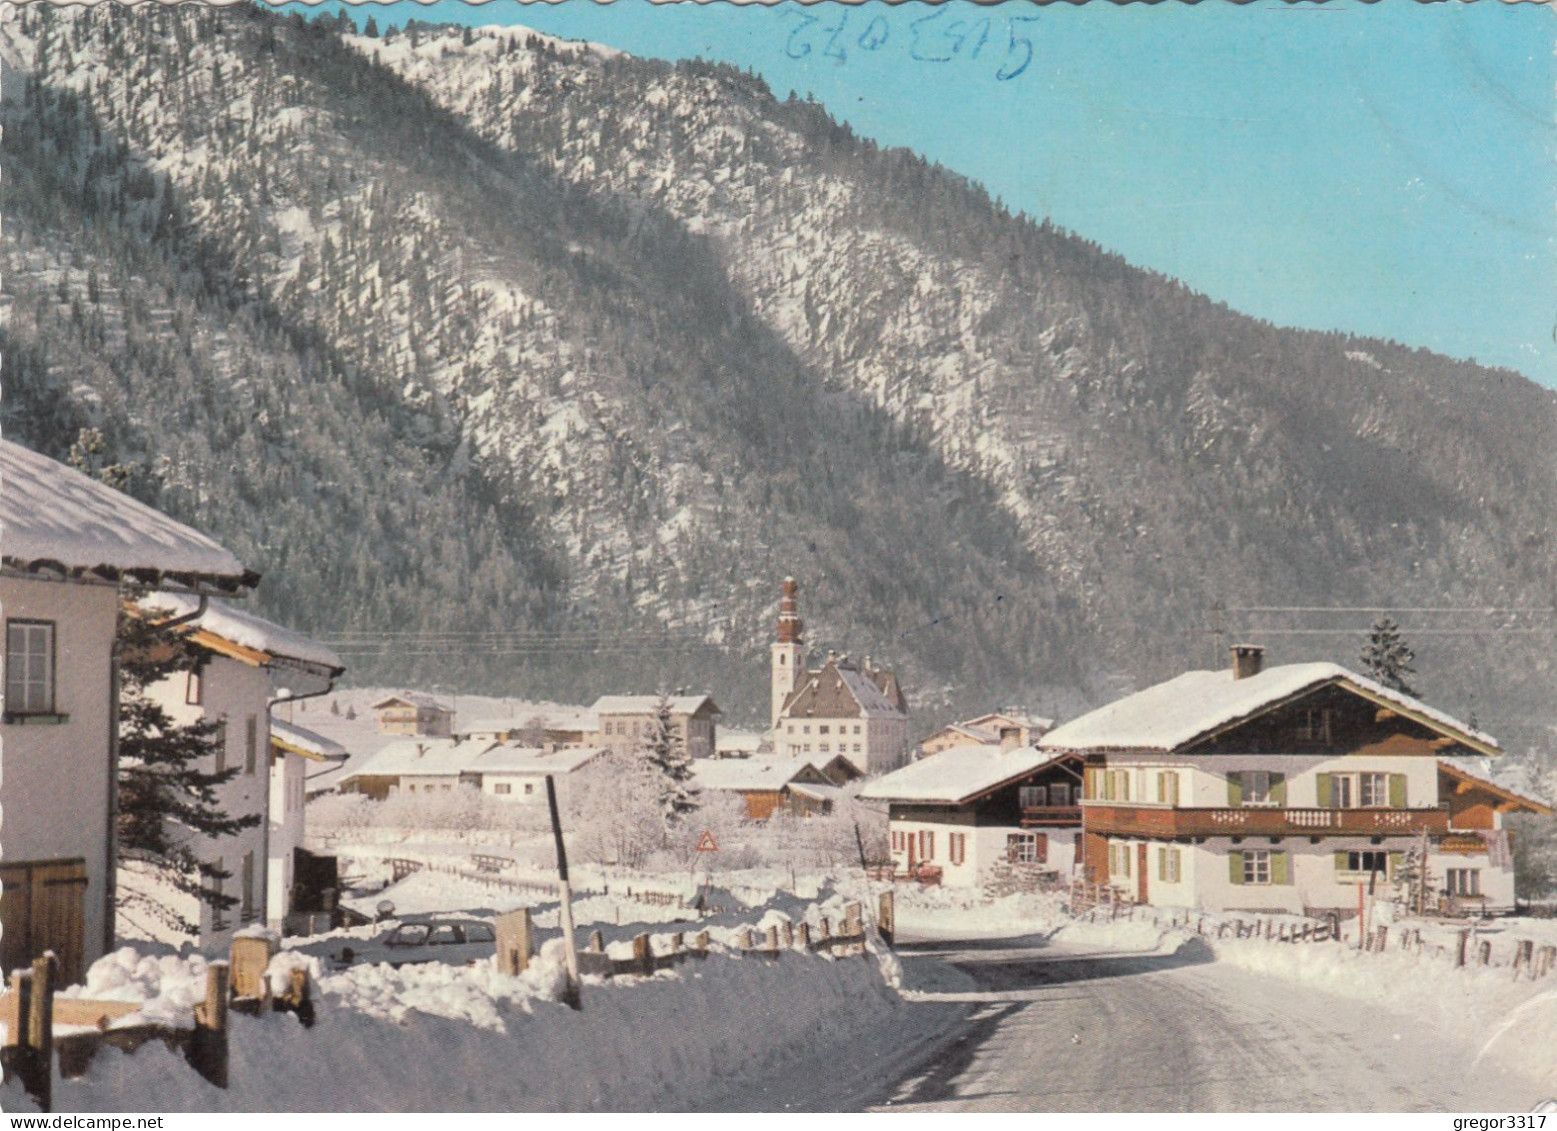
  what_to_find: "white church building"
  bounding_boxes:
[769,577,911,776]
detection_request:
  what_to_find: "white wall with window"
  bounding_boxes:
[1,578,122,973]
[145,653,272,952]
[885,818,1077,888]
[1090,752,1441,812]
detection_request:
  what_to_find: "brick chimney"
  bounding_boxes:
[1230,643,1265,681]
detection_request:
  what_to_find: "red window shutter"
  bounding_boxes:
[1035,834,1048,864]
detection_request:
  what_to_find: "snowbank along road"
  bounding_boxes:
[862,933,1549,1113]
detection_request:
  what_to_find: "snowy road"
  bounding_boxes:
[865,933,1548,1113]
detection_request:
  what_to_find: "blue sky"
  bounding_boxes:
[281,0,1556,387]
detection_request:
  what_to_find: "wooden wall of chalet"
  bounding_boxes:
[1184,685,1467,758]
[341,775,400,801]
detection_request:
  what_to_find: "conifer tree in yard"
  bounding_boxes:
[1361,615,1419,697]
[116,604,260,935]
[643,693,699,825]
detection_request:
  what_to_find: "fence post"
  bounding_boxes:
[632,933,654,977]
[188,961,230,1090]
[818,917,832,941]
[1456,929,1469,968]
[879,891,896,949]
[694,930,710,957]
[782,920,795,948]
[495,908,534,976]
[797,922,812,950]
[670,932,684,963]
[1374,926,1387,953]
[766,925,780,956]
[587,929,605,953]
[1515,939,1535,979]
[1479,940,1492,967]
[229,935,276,1005]
[15,957,55,1113]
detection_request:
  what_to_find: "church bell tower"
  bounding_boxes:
[771,576,805,729]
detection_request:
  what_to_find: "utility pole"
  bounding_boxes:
[545,775,582,1010]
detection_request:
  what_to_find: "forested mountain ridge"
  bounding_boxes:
[3,4,1555,741]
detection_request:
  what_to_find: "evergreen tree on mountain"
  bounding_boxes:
[1361,616,1419,697]
[642,692,699,824]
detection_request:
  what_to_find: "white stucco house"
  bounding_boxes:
[861,741,1084,887]
[126,594,343,950]
[0,440,255,984]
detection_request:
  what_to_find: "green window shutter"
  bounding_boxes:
[1388,851,1405,879]
[1272,852,1290,885]
[1334,850,1349,873]
[1316,773,1333,808]
[1227,772,1243,808]
[1389,774,1408,809]
[1229,851,1245,885]
[1270,773,1287,807]
[1157,846,1167,881]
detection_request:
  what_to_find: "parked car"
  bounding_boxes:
[324,916,498,970]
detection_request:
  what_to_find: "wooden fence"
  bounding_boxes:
[1,936,314,1113]
[493,898,882,981]
[1140,906,1557,979]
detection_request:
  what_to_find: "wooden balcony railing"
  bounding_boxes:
[1020,805,1083,827]
[1084,804,1449,838]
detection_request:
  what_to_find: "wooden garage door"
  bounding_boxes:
[1,859,87,986]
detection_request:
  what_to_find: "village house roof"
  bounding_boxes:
[0,439,257,592]
[782,657,907,721]
[371,692,448,712]
[347,737,498,779]
[270,720,349,763]
[591,694,721,718]
[692,757,824,793]
[135,593,344,674]
[1438,758,1553,816]
[468,744,605,776]
[860,744,1072,805]
[1038,662,1501,758]
[963,711,1056,735]
[787,781,846,807]
[716,730,766,755]
[925,722,1000,746]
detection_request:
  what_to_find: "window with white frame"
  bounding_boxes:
[1157,846,1182,883]
[1242,770,1275,805]
[1156,772,1178,806]
[1018,785,1047,809]
[1332,772,1391,808]
[1008,833,1043,864]
[185,668,203,706]
[1242,850,1272,885]
[494,783,512,795]
[5,620,56,716]
[1050,782,1071,807]
[1108,842,1132,877]
[1446,869,1481,896]
[1296,707,1334,744]
[949,833,966,866]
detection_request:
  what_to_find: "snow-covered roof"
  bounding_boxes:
[592,694,720,717]
[270,720,348,763]
[963,712,1055,734]
[346,738,498,779]
[782,660,906,721]
[787,781,844,805]
[716,731,765,753]
[371,692,447,712]
[860,745,1072,804]
[1038,662,1500,756]
[692,757,819,793]
[927,722,999,745]
[137,593,342,672]
[0,440,254,589]
[470,744,604,776]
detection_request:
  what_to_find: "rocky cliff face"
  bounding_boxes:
[5,5,1554,738]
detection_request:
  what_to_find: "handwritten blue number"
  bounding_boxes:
[910,6,953,63]
[822,9,850,63]
[996,15,1037,81]
[857,15,889,52]
[785,11,818,59]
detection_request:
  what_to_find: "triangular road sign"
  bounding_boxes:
[695,830,719,852]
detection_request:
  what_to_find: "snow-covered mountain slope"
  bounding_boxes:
[4,5,1556,739]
